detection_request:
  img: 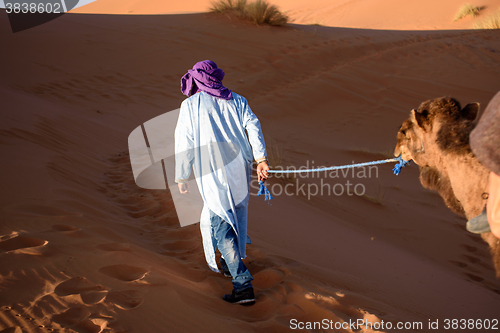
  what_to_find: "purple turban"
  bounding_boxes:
[180,60,232,100]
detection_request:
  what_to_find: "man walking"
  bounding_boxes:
[175,60,269,305]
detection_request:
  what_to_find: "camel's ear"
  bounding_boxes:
[411,109,428,130]
[461,102,480,121]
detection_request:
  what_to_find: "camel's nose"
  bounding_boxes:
[394,144,402,157]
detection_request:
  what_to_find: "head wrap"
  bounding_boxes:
[180,60,232,100]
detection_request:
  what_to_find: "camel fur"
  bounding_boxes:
[394,96,500,277]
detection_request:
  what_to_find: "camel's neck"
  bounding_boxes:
[440,154,490,219]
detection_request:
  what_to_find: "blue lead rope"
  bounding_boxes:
[258,156,410,201]
[258,180,273,201]
[392,155,411,175]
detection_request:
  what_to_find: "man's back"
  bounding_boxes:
[180,91,255,164]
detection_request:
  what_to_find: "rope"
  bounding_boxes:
[259,156,410,202]
[258,181,273,201]
[391,156,410,175]
[267,156,409,175]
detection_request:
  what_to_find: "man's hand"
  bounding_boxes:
[178,182,190,194]
[257,161,270,182]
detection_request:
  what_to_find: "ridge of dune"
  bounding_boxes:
[72,0,211,15]
[273,0,500,30]
[71,0,500,30]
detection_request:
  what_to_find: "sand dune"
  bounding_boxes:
[72,0,500,30]
[272,0,500,30]
[1,3,500,333]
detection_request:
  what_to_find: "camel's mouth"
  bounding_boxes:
[394,144,414,163]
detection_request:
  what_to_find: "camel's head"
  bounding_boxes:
[394,97,480,167]
[394,118,419,162]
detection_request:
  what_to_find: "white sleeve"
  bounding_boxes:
[241,97,267,162]
[174,100,195,183]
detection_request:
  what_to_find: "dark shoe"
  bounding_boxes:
[466,206,491,234]
[223,287,255,305]
[219,258,231,278]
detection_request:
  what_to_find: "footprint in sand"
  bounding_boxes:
[460,242,490,260]
[98,265,149,282]
[55,277,107,296]
[52,307,91,326]
[160,239,200,255]
[80,290,109,305]
[7,204,82,217]
[461,254,482,264]
[52,307,110,333]
[466,233,485,244]
[460,244,478,253]
[125,204,171,219]
[449,260,468,268]
[0,326,23,333]
[105,290,143,309]
[252,268,286,290]
[96,242,132,252]
[0,327,23,333]
[0,234,48,255]
[52,224,81,232]
[49,224,90,239]
[464,273,485,282]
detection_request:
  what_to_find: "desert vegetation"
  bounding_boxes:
[454,3,482,21]
[210,0,289,26]
[474,8,500,29]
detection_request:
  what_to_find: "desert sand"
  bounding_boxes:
[1,1,500,332]
[71,0,500,30]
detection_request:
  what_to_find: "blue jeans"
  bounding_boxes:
[210,213,253,292]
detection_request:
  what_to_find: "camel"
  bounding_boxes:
[394,96,500,277]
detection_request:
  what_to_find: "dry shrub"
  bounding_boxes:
[245,0,288,26]
[474,9,500,29]
[210,0,247,13]
[454,3,482,21]
[210,0,288,26]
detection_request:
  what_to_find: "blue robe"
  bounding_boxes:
[174,91,266,272]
